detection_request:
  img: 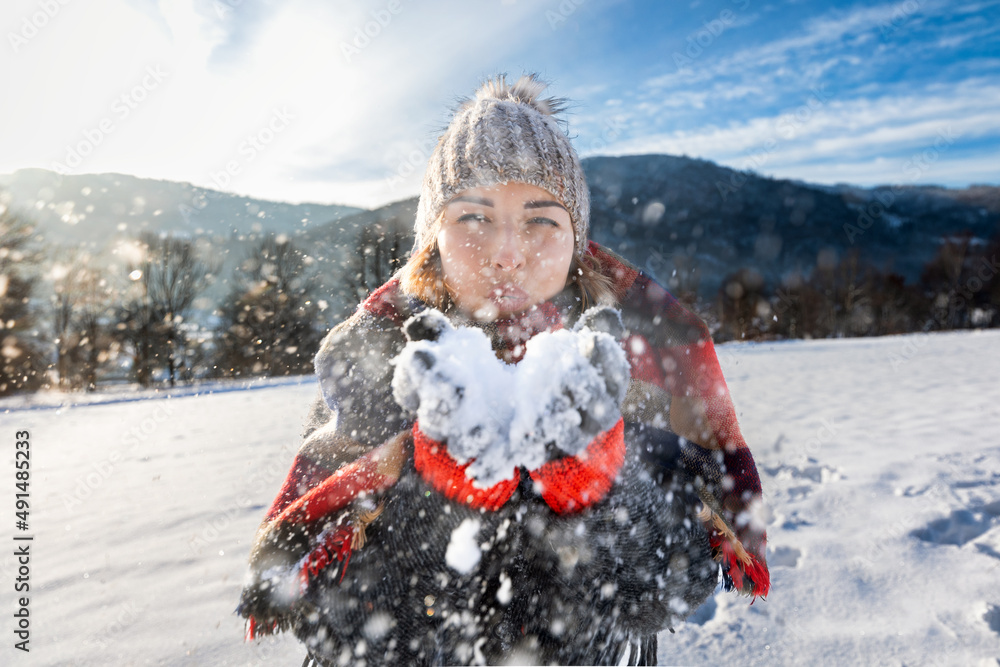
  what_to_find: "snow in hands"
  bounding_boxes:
[391,307,630,486]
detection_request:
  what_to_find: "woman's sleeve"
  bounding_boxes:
[261,310,408,519]
[238,308,411,636]
[619,271,769,597]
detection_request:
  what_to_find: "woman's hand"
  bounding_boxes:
[393,307,630,487]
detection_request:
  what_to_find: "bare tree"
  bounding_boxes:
[868,270,921,336]
[343,221,409,305]
[116,233,213,387]
[716,268,769,341]
[823,248,875,336]
[51,250,116,390]
[0,209,47,395]
[216,234,324,377]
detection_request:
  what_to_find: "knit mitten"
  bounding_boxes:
[393,307,630,504]
[392,308,516,484]
[509,307,629,460]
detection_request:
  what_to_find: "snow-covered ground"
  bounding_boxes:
[2,329,999,666]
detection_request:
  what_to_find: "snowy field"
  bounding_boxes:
[2,329,999,666]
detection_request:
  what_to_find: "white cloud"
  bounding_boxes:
[604,82,1000,186]
[0,0,995,208]
[645,0,953,93]
[0,0,555,206]
[772,153,1000,188]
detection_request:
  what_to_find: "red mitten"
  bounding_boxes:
[528,419,625,514]
[412,418,626,515]
[412,423,520,510]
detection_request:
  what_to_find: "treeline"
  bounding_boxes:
[0,209,405,396]
[1,205,997,396]
[711,231,1000,342]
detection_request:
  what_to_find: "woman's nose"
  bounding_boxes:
[491,224,525,271]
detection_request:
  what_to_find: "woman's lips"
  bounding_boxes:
[490,284,529,309]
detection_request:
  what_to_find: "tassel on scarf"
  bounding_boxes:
[698,504,770,600]
[299,502,386,591]
[244,613,292,641]
[242,436,406,643]
[243,502,388,642]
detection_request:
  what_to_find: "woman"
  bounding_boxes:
[238,74,769,666]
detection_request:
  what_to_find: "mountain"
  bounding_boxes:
[299,196,418,250]
[582,155,999,297]
[298,154,998,302]
[3,159,997,331]
[0,168,363,246]
[297,197,419,319]
[0,169,366,323]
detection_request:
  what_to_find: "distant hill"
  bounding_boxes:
[582,154,999,298]
[299,197,419,319]
[0,168,362,246]
[2,159,997,330]
[298,154,999,302]
[0,168,365,322]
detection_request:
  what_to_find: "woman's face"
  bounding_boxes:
[437,181,575,321]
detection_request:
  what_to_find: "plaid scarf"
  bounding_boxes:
[238,241,768,645]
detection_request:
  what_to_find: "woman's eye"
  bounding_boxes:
[457,213,488,223]
[528,216,559,227]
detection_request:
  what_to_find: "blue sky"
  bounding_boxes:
[2,0,998,208]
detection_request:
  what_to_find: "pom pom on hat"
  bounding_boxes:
[413,73,590,256]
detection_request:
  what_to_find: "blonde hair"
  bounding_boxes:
[398,237,618,314]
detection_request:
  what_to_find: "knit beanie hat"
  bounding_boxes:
[413,73,590,256]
